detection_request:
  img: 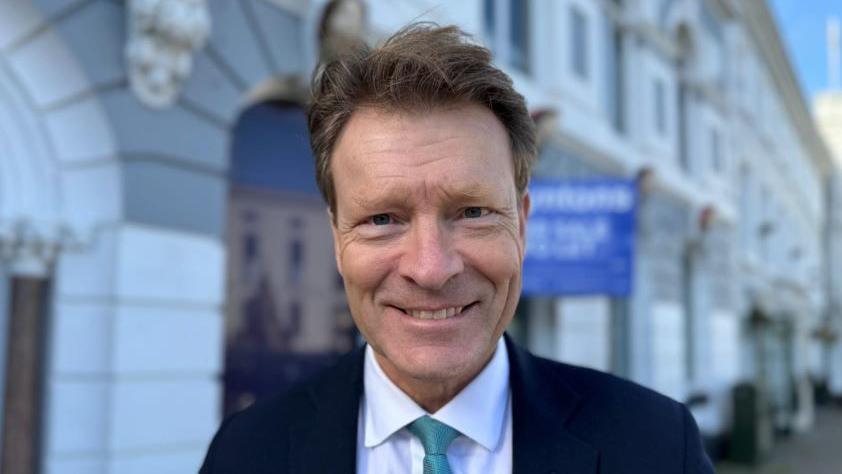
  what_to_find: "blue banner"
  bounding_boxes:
[522,179,636,296]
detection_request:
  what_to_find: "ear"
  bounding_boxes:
[328,207,343,276]
[518,191,530,250]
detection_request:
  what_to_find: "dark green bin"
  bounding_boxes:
[730,382,773,464]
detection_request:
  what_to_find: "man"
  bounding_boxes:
[200,24,714,474]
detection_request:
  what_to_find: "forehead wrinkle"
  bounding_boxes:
[349,182,413,210]
[427,177,519,212]
[357,140,473,174]
[352,121,482,165]
[436,180,486,201]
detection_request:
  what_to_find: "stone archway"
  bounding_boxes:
[0,1,122,271]
[0,0,369,471]
[0,3,121,473]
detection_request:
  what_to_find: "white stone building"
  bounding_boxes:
[815,92,842,404]
[0,0,833,472]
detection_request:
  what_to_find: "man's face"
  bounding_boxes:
[330,104,529,388]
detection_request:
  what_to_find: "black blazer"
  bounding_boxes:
[200,336,714,473]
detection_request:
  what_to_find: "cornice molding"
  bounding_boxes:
[742,0,833,175]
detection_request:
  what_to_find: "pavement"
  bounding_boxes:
[716,406,842,474]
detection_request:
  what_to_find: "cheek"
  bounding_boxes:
[459,236,523,289]
[339,246,394,295]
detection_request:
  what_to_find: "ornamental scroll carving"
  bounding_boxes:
[126,0,211,108]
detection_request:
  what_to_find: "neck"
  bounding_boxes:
[373,349,496,413]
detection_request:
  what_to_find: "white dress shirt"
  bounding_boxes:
[356,338,512,474]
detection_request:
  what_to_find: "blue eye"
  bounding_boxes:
[371,214,392,225]
[463,207,484,218]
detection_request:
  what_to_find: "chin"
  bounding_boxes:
[393,344,484,382]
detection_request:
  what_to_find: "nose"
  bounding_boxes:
[398,217,464,290]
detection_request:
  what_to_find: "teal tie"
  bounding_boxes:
[407,416,461,474]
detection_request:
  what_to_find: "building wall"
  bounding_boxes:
[0,0,319,472]
[815,92,842,397]
[731,1,830,435]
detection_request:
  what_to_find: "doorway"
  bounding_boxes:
[223,101,357,415]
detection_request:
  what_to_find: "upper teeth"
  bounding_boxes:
[407,306,464,320]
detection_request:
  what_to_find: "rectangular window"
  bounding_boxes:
[570,5,588,80]
[510,0,530,73]
[654,79,667,136]
[606,20,625,133]
[710,128,722,173]
[700,1,723,42]
[658,0,679,30]
[739,165,751,253]
[678,83,688,170]
[760,186,771,261]
[484,0,496,38]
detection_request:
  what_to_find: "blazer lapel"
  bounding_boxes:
[506,336,600,474]
[286,337,600,473]
[288,346,365,474]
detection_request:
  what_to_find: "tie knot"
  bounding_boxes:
[407,416,461,455]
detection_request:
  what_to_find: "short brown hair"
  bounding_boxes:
[307,23,537,213]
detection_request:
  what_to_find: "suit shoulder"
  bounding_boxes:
[535,358,706,471]
[547,358,714,472]
[219,382,313,438]
[216,346,364,436]
[536,356,687,424]
[199,380,313,473]
[201,348,364,473]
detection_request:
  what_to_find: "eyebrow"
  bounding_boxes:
[349,180,496,210]
[350,186,412,210]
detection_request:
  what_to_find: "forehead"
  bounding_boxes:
[330,104,515,207]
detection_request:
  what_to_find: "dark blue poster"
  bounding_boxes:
[522,179,637,296]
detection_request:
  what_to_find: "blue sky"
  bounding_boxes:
[769,0,841,103]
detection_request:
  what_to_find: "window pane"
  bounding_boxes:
[510,0,530,72]
[711,128,722,172]
[571,6,588,79]
[658,0,679,30]
[484,0,496,38]
[607,20,625,133]
[654,79,666,136]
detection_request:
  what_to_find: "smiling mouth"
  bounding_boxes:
[392,303,477,320]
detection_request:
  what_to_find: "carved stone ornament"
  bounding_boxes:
[126,0,211,108]
[0,218,83,275]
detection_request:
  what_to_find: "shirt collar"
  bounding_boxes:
[363,338,510,451]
